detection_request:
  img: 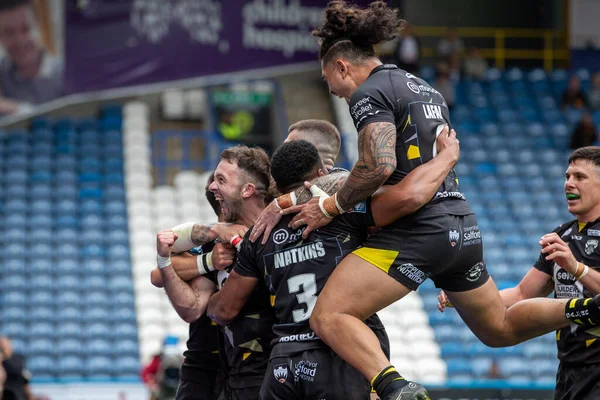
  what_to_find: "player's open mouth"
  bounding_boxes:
[566,193,580,202]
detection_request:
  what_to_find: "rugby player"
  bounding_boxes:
[206,127,461,399]
[437,146,600,400]
[156,146,275,400]
[258,2,600,399]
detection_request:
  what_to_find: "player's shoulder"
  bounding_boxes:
[553,219,577,236]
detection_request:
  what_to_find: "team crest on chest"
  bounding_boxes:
[585,239,599,255]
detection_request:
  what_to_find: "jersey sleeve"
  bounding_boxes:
[349,81,396,132]
[233,229,262,279]
[533,223,568,276]
[340,198,375,229]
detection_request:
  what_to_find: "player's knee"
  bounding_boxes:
[477,330,516,348]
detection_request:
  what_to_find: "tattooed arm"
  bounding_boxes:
[334,122,397,210]
[294,172,349,203]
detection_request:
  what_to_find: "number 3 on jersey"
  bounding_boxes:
[287,273,317,323]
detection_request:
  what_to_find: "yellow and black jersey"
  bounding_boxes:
[535,217,600,365]
[348,64,468,215]
[234,199,386,356]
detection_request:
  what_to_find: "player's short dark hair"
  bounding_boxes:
[568,146,600,168]
[271,140,321,191]
[204,171,221,218]
[289,119,341,155]
[312,1,403,64]
[220,145,271,196]
[0,0,31,12]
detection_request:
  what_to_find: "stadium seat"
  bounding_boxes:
[85,356,113,375]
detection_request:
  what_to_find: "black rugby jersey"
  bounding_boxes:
[204,247,275,389]
[181,243,222,383]
[534,218,600,365]
[234,199,386,356]
[349,64,470,215]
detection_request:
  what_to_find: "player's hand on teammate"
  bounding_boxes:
[157,230,179,258]
[211,243,237,270]
[436,125,460,165]
[249,199,283,245]
[284,182,333,239]
[211,223,248,244]
[540,232,578,274]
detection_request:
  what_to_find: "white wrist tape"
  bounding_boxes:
[197,251,216,275]
[309,185,329,198]
[171,222,197,253]
[333,193,346,215]
[578,264,590,280]
[318,196,334,218]
[157,255,172,268]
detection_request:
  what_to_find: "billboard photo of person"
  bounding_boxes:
[0,0,63,116]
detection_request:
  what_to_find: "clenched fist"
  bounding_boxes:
[157,230,179,258]
[211,243,237,271]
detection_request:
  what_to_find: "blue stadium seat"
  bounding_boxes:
[108,245,130,261]
[104,158,123,173]
[83,307,110,324]
[79,172,102,183]
[5,155,28,170]
[6,244,27,258]
[57,322,83,338]
[56,243,80,259]
[30,322,56,338]
[87,339,112,356]
[56,307,82,323]
[57,338,83,355]
[114,308,136,324]
[28,356,55,375]
[81,214,104,229]
[30,306,55,322]
[446,358,472,375]
[114,292,135,307]
[104,173,124,184]
[115,357,140,375]
[85,259,107,275]
[3,322,27,338]
[29,259,53,275]
[29,339,56,356]
[78,144,101,158]
[83,276,107,291]
[106,214,128,230]
[4,259,26,274]
[30,214,53,229]
[56,275,81,291]
[112,260,132,274]
[104,185,125,200]
[499,356,532,376]
[115,340,139,358]
[4,184,27,198]
[86,322,112,339]
[107,229,128,243]
[86,356,113,375]
[30,183,52,199]
[2,307,27,323]
[56,291,81,307]
[31,244,53,259]
[4,199,28,213]
[2,275,28,290]
[81,244,106,258]
[58,356,85,374]
[103,130,122,146]
[86,291,108,306]
[115,323,138,340]
[5,228,27,242]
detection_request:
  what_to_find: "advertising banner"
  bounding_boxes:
[65,0,352,93]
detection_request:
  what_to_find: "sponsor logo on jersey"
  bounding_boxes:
[405,72,417,79]
[273,363,288,383]
[449,229,460,247]
[434,191,466,200]
[407,81,420,94]
[465,262,485,282]
[273,242,326,269]
[588,229,600,237]
[294,360,318,382]
[350,96,373,120]
[572,235,583,241]
[397,263,430,284]
[562,227,573,238]
[585,239,599,255]
[553,266,583,299]
[422,104,443,120]
[463,225,482,246]
[273,229,290,244]
[279,332,318,343]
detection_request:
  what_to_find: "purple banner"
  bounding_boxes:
[65,0,352,93]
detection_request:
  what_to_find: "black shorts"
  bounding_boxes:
[176,377,221,400]
[353,212,489,292]
[554,362,600,400]
[260,348,371,400]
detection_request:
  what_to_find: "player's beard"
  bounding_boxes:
[220,192,244,223]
